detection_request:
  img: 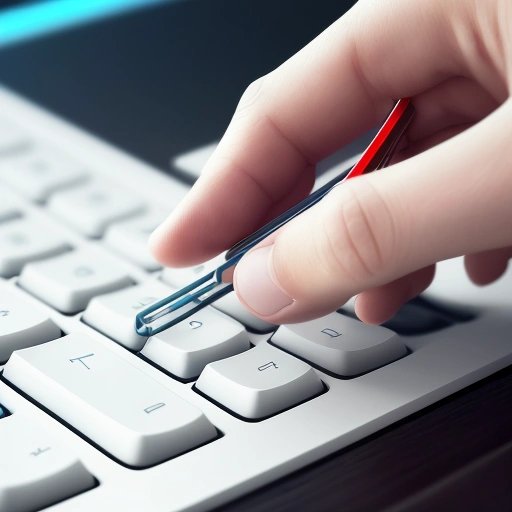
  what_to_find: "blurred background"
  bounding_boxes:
[0,0,361,181]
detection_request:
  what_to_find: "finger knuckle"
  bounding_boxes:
[235,75,269,118]
[323,181,396,281]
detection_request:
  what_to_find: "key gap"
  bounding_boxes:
[137,351,219,385]
[192,381,329,424]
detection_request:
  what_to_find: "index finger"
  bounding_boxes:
[151,0,468,266]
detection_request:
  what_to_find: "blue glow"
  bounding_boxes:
[0,0,169,47]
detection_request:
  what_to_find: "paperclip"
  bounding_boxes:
[135,98,415,336]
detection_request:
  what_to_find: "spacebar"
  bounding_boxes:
[2,334,217,467]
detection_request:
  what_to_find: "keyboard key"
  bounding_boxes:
[0,118,28,154]
[0,414,95,512]
[3,334,218,467]
[0,146,87,202]
[213,292,276,333]
[0,219,70,278]
[196,342,323,419]
[83,281,172,350]
[172,141,218,179]
[0,189,21,222]
[104,211,168,270]
[48,182,146,237]
[19,250,132,313]
[141,307,251,379]
[0,286,61,362]
[271,312,407,377]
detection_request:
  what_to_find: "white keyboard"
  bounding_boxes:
[1,84,512,512]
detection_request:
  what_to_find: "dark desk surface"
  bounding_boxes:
[0,1,511,510]
[217,366,512,511]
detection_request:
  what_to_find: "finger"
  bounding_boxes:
[233,101,512,323]
[355,265,435,324]
[464,246,512,285]
[150,0,480,266]
[406,76,498,144]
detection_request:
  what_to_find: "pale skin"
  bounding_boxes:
[150,0,512,325]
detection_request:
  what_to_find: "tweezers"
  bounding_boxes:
[135,97,415,336]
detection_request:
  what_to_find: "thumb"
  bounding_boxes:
[233,101,512,324]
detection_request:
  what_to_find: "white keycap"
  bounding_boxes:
[0,414,94,512]
[104,211,168,270]
[212,292,276,333]
[19,250,132,313]
[0,218,70,277]
[0,189,21,222]
[141,307,251,379]
[172,141,218,179]
[48,182,146,237]
[196,342,323,419]
[83,281,172,350]
[0,146,87,202]
[3,334,218,467]
[271,312,407,377]
[0,286,60,362]
[0,118,28,154]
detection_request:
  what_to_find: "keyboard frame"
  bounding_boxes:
[1,85,512,512]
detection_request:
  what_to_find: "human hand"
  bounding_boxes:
[150,0,512,325]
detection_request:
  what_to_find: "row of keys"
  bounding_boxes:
[0,411,95,512]
[83,282,251,376]
[0,194,166,276]
[2,333,325,463]
[2,256,408,382]
[0,208,275,337]
[81,281,407,379]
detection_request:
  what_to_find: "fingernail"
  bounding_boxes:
[234,245,293,316]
